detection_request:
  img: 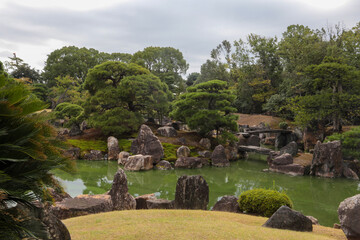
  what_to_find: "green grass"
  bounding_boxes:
[66,139,132,153]
[66,139,107,152]
[63,210,346,240]
[162,143,199,162]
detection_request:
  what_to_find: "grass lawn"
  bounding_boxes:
[63,210,345,240]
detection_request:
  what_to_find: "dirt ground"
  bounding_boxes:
[235,113,289,129]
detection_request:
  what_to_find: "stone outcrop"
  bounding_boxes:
[146,199,174,209]
[248,135,260,147]
[107,136,120,161]
[225,145,239,161]
[306,216,319,225]
[343,166,359,180]
[51,194,113,220]
[176,145,191,158]
[69,124,82,137]
[338,194,360,239]
[198,150,211,158]
[199,138,211,150]
[156,160,173,170]
[135,193,157,209]
[131,124,164,163]
[211,145,230,167]
[310,141,343,178]
[124,154,153,171]
[269,164,305,176]
[263,206,312,232]
[175,157,203,169]
[275,132,297,149]
[157,126,177,137]
[174,175,209,210]
[83,150,103,160]
[118,151,130,165]
[108,169,136,210]
[48,188,71,202]
[272,153,293,165]
[280,141,298,157]
[212,195,240,213]
[63,147,80,160]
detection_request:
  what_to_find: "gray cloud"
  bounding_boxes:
[0,0,358,73]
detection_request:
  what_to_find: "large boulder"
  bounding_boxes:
[51,194,113,220]
[338,194,360,239]
[263,206,313,232]
[108,169,136,210]
[272,153,293,165]
[131,124,164,163]
[280,141,298,157]
[174,175,209,210]
[118,151,130,165]
[212,195,240,213]
[156,160,173,170]
[135,193,157,209]
[275,132,297,149]
[107,136,120,161]
[124,154,153,171]
[175,157,203,169]
[157,126,177,137]
[211,145,230,167]
[83,150,104,160]
[146,199,174,209]
[310,141,343,178]
[199,138,211,150]
[248,135,260,147]
[177,145,191,158]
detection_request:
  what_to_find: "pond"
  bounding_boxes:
[53,155,360,227]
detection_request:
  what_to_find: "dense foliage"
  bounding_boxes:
[326,126,360,159]
[238,189,293,217]
[0,62,72,239]
[170,80,238,140]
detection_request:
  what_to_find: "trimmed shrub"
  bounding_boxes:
[326,126,360,159]
[238,188,293,217]
[278,121,288,130]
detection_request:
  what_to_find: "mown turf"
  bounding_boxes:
[63,210,346,240]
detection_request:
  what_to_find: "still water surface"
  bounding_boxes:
[54,155,360,227]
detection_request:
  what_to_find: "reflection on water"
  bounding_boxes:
[53,158,360,227]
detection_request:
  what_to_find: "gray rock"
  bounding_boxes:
[175,157,203,169]
[156,160,173,170]
[273,153,293,165]
[280,141,298,157]
[276,132,297,149]
[135,193,157,209]
[83,150,103,160]
[157,126,178,137]
[107,136,120,161]
[108,169,136,210]
[69,124,82,137]
[174,175,209,210]
[263,205,312,232]
[269,164,305,176]
[48,188,71,202]
[117,151,130,165]
[338,194,360,239]
[310,141,343,178]
[124,154,153,171]
[51,194,113,220]
[79,120,88,131]
[63,147,80,160]
[146,199,174,209]
[198,150,211,158]
[177,145,191,158]
[131,124,164,163]
[343,166,359,180]
[212,195,240,213]
[248,135,260,147]
[199,138,211,150]
[306,215,319,225]
[211,145,230,167]
[225,145,238,161]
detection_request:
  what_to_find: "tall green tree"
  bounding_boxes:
[289,57,360,131]
[170,80,238,139]
[0,62,72,239]
[131,46,189,94]
[84,61,171,136]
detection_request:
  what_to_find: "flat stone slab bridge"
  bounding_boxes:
[238,145,278,156]
[242,129,292,135]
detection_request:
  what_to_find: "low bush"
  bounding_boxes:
[161,143,199,162]
[238,188,293,217]
[326,126,360,159]
[67,139,107,152]
[278,121,288,130]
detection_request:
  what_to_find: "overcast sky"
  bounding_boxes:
[0,0,359,74]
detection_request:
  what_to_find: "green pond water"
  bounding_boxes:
[54,155,360,227]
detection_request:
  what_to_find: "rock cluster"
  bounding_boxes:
[338,194,360,239]
[131,124,164,163]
